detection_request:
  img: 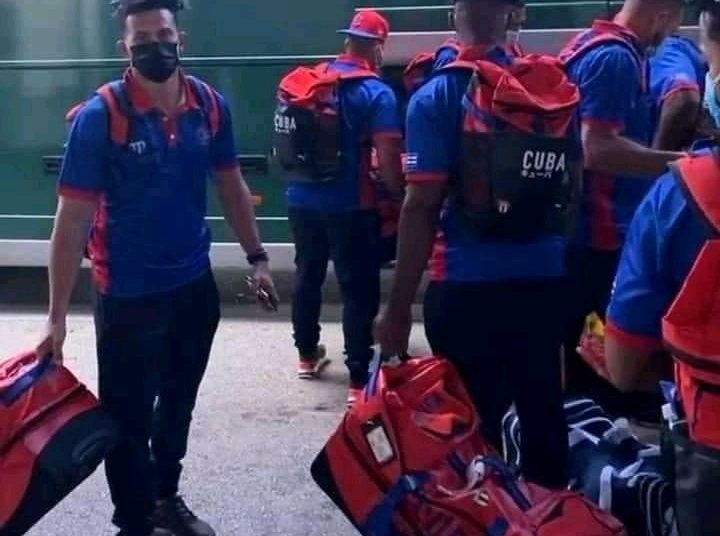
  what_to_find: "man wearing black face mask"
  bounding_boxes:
[36,1,277,535]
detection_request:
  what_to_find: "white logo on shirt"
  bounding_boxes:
[128,140,147,155]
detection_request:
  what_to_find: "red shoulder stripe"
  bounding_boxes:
[196,80,221,137]
[97,84,129,145]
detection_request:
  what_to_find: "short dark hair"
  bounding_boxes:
[700,0,720,41]
[111,0,188,21]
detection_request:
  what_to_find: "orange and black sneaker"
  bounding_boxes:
[297,344,330,380]
[346,384,365,409]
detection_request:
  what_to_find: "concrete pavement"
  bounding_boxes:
[1,304,430,536]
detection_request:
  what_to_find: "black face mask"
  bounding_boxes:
[130,41,179,83]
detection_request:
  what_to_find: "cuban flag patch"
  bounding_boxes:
[402,152,419,173]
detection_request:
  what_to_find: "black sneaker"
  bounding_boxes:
[152,495,215,536]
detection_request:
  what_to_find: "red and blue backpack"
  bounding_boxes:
[64,75,222,146]
[402,38,462,95]
[442,52,581,241]
[273,62,379,182]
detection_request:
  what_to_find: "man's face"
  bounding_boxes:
[120,8,182,54]
[650,5,684,48]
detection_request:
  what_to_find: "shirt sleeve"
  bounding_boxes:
[652,46,701,105]
[404,88,451,183]
[576,46,641,130]
[606,177,675,349]
[57,98,108,201]
[369,85,402,137]
[209,92,239,172]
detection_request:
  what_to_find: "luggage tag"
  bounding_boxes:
[362,417,396,465]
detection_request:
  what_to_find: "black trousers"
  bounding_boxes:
[563,246,662,421]
[424,279,569,489]
[289,208,380,386]
[94,272,220,534]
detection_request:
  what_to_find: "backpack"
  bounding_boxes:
[663,153,720,449]
[402,38,461,95]
[503,397,676,536]
[273,62,378,183]
[64,75,222,146]
[311,356,626,536]
[443,53,580,241]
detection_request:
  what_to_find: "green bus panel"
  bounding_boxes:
[0,0,698,248]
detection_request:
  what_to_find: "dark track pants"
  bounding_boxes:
[289,208,380,386]
[424,279,569,489]
[563,246,662,422]
[94,272,220,535]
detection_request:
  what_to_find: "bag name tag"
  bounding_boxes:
[364,418,395,465]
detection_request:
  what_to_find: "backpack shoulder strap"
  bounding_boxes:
[672,153,720,235]
[560,32,639,68]
[439,59,480,73]
[96,80,132,146]
[185,75,221,137]
[338,68,380,82]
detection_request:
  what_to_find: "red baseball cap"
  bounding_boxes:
[338,10,390,42]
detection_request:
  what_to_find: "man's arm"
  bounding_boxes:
[582,122,684,176]
[652,89,702,151]
[375,88,450,355]
[388,183,446,312]
[214,167,264,256]
[39,100,107,361]
[604,178,676,391]
[370,87,404,197]
[210,94,265,257]
[374,134,404,197]
[49,198,97,322]
[577,47,683,176]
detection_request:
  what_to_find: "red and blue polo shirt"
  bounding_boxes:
[58,69,238,297]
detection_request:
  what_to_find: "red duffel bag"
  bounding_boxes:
[311,356,626,536]
[0,351,117,536]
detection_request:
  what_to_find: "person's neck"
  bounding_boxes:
[457,29,503,48]
[613,8,652,48]
[134,68,183,115]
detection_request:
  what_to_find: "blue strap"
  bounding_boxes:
[365,351,384,400]
[487,518,510,536]
[0,356,55,406]
[361,473,429,536]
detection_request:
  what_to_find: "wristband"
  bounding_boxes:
[247,248,269,266]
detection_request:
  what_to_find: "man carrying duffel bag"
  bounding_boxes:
[311,355,627,536]
[0,351,117,536]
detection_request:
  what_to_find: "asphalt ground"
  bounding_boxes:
[1,303,430,536]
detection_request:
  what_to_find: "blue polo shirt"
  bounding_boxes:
[561,21,654,251]
[285,55,402,212]
[404,45,568,282]
[650,35,706,136]
[58,70,238,298]
[606,151,713,350]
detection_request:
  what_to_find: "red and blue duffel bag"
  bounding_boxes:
[311,356,627,536]
[0,351,117,536]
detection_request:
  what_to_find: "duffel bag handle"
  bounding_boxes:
[0,353,55,406]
